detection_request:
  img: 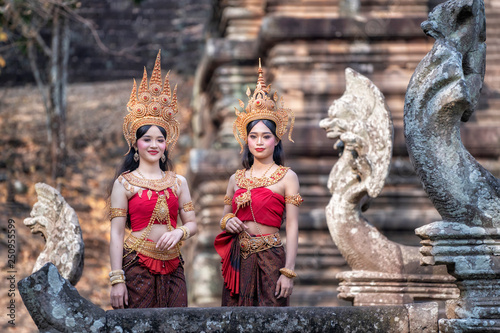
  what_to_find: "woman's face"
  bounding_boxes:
[135,126,166,164]
[247,121,278,159]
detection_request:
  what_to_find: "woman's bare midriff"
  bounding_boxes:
[130,224,171,243]
[242,220,279,235]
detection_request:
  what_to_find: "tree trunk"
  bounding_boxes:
[49,6,69,181]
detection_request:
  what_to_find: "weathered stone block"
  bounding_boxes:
[18,263,106,333]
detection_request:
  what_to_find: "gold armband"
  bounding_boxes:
[109,208,127,221]
[284,194,303,207]
[224,195,232,205]
[178,226,190,241]
[220,213,235,231]
[279,268,297,279]
[183,201,195,212]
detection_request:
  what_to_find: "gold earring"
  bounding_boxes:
[161,154,166,163]
[133,149,139,162]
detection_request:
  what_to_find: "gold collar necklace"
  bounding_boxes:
[123,169,176,192]
[136,169,163,180]
[249,162,275,180]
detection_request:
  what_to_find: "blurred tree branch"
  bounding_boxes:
[0,0,139,184]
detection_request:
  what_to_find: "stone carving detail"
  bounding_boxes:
[405,0,496,228]
[405,0,500,331]
[320,68,457,306]
[24,183,84,285]
[320,67,397,271]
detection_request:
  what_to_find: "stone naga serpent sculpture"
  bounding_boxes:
[24,183,85,285]
[404,0,499,228]
[320,68,443,274]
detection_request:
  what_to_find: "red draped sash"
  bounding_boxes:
[214,188,285,295]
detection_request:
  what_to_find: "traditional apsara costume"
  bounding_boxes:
[214,61,302,306]
[110,50,192,308]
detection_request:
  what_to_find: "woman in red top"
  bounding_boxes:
[214,61,303,306]
[108,51,197,309]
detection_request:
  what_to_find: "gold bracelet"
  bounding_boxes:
[279,268,297,279]
[110,275,125,282]
[109,269,125,277]
[110,279,126,286]
[178,226,190,240]
[224,195,232,205]
[220,213,235,231]
[109,208,127,221]
[183,201,195,212]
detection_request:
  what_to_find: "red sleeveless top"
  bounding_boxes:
[231,188,285,228]
[128,188,179,232]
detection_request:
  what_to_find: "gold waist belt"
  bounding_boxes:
[239,232,282,259]
[124,234,180,261]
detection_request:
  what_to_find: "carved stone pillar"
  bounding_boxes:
[416,222,500,331]
[321,67,458,308]
[337,271,458,307]
[404,0,500,330]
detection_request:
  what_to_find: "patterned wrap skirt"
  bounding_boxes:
[221,235,288,307]
[122,250,187,308]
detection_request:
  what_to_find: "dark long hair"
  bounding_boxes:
[242,119,285,169]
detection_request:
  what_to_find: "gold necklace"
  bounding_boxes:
[244,162,275,239]
[135,169,164,180]
[135,169,166,200]
[249,162,275,182]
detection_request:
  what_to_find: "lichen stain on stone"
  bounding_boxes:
[65,316,76,327]
[52,303,67,319]
[132,321,152,332]
[108,325,123,333]
[169,315,183,330]
[206,319,223,330]
[47,264,64,295]
[473,256,493,271]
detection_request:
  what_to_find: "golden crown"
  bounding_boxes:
[233,60,294,153]
[123,50,179,154]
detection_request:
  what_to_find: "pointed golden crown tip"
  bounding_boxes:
[232,57,295,152]
[123,50,180,155]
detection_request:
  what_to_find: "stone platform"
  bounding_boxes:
[19,263,438,333]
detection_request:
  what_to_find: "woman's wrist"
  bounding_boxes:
[109,269,126,285]
[220,213,235,231]
[177,226,190,240]
[279,267,297,279]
